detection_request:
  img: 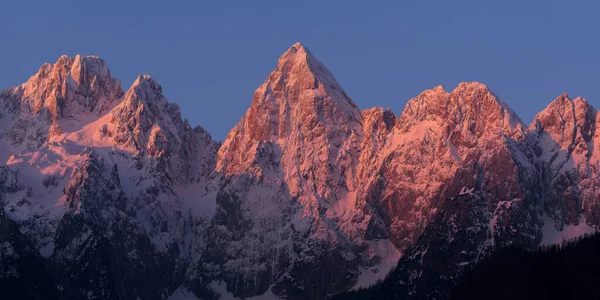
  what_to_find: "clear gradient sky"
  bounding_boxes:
[1,0,599,140]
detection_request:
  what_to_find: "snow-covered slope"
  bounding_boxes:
[528,94,600,239]
[0,44,599,300]
[0,54,219,299]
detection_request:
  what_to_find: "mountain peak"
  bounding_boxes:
[539,93,576,115]
[131,74,159,88]
[17,54,123,125]
[531,93,596,135]
[281,42,310,58]
[69,54,111,88]
[573,96,589,106]
[455,81,489,91]
[51,54,105,74]
[217,42,362,197]
[229,41,360,142]
[54,54,73,67]
[545,93,589,107]
[122,74,164,110]
[275,42,318,76]
[289,41,308,53]
[0,54,125,148]
[552,92,570,104]
[419,85,450,97]
[433,85,447,93]
[71,54,105,67]
[23,54,121,97]
[399,81,524,140]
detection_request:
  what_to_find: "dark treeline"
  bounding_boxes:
[332,232,600,300]
[0,211,58,300]
[451,233,600,300]
[329,254,411,300]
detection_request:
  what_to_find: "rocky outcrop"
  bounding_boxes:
[528,94,600,228]
[0,55,123,148]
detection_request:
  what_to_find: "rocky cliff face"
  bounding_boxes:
[204,42,374,299]
[352,83,527,252]
[0,44,599,300]
[1,55,123,149]
[528,94,600,229]
[338,92,600,300]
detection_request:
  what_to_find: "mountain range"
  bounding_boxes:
[0,42,598,300]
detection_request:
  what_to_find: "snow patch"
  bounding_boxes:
[39,242,55,258]
[352,239,401,290]
[331,191,357,219]
[167,287,200,300]
[541,214,596,246]
[458,186,474,196]
[247,286,280,300]
[403,121,439,143]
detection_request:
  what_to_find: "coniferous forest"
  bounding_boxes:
[333,233,600,300]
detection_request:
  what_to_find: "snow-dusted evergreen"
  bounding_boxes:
[0,43,599,300]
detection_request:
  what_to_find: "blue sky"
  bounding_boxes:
[1,0,599,140]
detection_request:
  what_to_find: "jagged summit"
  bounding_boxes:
[290,41,307,50]
[271,42,358,108]
[132,74,157,84]
[543,92,591,109]
[433,85,447,93]
[278,42,311,61]
[3,47,600,300]
[26,54,116,88]
[70,55,110,83]
[20,54,123,115]
[276,42,330,78]
[529,92,596,153]
[398,81,524,139]
[115,74,168,127]
[531,93,595,128]
[0,54,218,181]
[0,54,124,147]
[125,74,163,101]
[218,42,362,178]
[219,42,361,163]
[276,42,318,69]
[420,81,488,96]
[455,80,488,90]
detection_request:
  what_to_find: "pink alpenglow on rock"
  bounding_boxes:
[0,43,598,300]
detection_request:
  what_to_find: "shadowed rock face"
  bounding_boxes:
[208,42,365,299]
[527,94,600,228]
[0,166,59,300]
[52,152,185,299]
[1,44,600,300]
